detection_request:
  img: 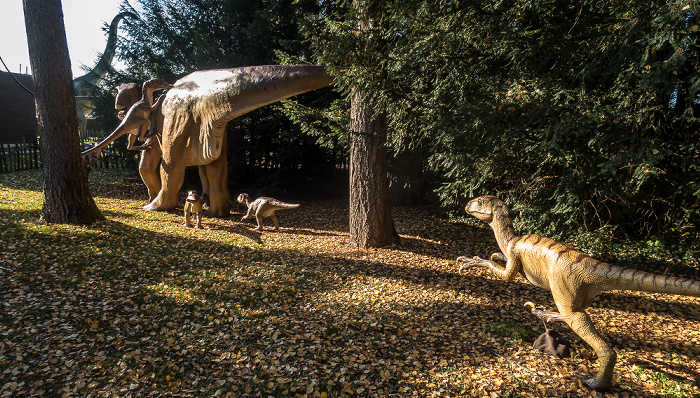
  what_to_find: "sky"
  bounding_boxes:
[0,0,131,78]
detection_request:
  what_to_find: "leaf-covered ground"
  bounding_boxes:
[1,169,699,397]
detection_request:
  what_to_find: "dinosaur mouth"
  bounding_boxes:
[118,109,126,120]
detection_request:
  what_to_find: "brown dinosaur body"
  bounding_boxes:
[458,195,700,391]
[237,193,299,231]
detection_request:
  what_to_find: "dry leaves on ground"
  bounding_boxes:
[1,169,699,397]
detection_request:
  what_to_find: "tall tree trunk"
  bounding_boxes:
[348,91,399,248]
[348,0,399,248]
[23,0,103,224]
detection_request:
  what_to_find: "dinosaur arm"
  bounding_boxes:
[457,251,522,282]
[241,205,255,220]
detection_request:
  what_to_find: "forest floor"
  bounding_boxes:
[1,169,699,397]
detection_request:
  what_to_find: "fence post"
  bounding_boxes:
[33,141,39,169]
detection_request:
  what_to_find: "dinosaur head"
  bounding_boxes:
[115,83,141,120]
[186,190,201,203]
[237,193,251,204]
[465,195,506,223]
[142,79,173,94]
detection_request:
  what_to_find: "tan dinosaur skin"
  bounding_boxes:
[237,193,299,231]
[146,65,332,218]
[458,195,700,391]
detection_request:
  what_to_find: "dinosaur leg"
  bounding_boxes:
[184,209,192,227]
[144,158,185,212]
[270,214,280,231]
[202,134,229,218]
[138,138,162,202]
[562,310,616,391]
[254,215,264,231]
[198,165,210,202]
[126,120,151,150]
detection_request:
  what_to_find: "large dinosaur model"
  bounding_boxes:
[81,79,170,164]
[73,12,137,134]
[237,193,299,231]
[457,195,700,391]
[84,65,332,217]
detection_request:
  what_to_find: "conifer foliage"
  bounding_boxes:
[299,0,700,240]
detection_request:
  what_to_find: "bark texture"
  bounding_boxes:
[23,0,103,224]
[348,91,399,248]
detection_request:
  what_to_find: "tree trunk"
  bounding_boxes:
[348,90,399,248]
[348,0,399,248]
[23,0,103,224]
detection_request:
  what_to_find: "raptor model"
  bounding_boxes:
[237,193,299,231]
[457,195,700,391]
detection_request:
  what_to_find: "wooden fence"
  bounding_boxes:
[0,142,40,173]
[0,140,139,174]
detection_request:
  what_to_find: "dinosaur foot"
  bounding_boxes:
[574,373,611,391]
[456,256,485,274]
[524,302,565,323]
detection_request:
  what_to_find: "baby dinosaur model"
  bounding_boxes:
[457,195,700,391]
[123,79,172,151]
[183,190,205,228]
[237,193,299,231]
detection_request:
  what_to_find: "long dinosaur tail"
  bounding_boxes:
[603,264,700,297]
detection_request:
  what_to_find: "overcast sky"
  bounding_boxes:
[0,0,130,77]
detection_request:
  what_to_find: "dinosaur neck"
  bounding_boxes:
[73,12,135,95]
[167,65,333,124]
[490,212,518,253]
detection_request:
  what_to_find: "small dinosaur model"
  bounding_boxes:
[124,79,172,151]
[457,195,700,391]
[237,193,299,231]
[183,190,205,228]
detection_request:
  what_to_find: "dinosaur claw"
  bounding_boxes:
[524,301,535,309]
[574,374,610,391]
[456,256,481,274]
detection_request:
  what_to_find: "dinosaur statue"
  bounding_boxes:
[123,79,171,151]
[84,65,332,217]
[112,82,162,201]
[73,11,137,135]
[0,12,135,142]
[81,79,170,164]
[457,195,700,391]
[237,193,299,231]
[184,190,205,228]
